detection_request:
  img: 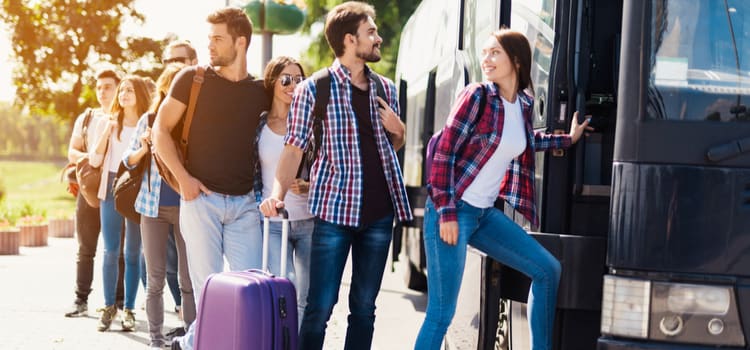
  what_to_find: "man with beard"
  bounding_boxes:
[152,7,269,350]
[259,2,412,349]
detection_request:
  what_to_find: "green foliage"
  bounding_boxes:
[0,204,19,227]
[0,176,5,203]
[0,103,69,159]
[0,0,170,122]
[299,0,420,79]
[0,161,75,219]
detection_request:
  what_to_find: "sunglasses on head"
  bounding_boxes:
[279,74,304,87]
[163,57,188,64]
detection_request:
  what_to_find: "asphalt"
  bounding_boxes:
[0,234,427,350]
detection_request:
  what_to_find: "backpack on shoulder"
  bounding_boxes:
[297,68,387,180]
[112,113,156,223]
[424,84,487,184]
[62,108,95,197]
[153,65,206,193]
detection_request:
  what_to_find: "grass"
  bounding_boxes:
[0,160,76,220]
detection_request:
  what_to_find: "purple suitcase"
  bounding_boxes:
[194,209,298,350]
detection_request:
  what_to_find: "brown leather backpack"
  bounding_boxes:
[153,65,205,193]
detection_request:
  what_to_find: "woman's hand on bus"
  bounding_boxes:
[440,221,459,245]
[570,111,594,144]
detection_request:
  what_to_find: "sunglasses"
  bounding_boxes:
[163,57,189,64]
[279,74,305,87]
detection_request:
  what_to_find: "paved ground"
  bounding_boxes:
[0,235,426,349]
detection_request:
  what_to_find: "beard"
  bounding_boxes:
[210,48,238,67]
[356,45,381,63]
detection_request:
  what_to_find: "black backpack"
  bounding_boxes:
[296,68,387,180]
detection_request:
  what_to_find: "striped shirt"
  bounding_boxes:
[284,59,412,227]
[428,82,571,227]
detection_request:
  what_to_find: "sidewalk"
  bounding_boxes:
[0,235,426,349]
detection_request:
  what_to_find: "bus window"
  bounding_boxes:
[649,0,750,122]
[510,0,555,129]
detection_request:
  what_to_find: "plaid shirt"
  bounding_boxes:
[428,82,571,227]
[122,114,168,218]
[285,59,412,227]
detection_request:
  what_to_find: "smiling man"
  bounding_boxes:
[259,2,412,349]
[152,7,269,350]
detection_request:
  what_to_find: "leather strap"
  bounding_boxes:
[180,65,206,164]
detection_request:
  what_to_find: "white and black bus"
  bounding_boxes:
[394,0,750,349]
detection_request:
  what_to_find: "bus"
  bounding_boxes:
[394,0,750,349]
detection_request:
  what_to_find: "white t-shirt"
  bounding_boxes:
[462,97,527,209]
[71,108,105,152]
[108,126,136,171]
[259,124,313,221]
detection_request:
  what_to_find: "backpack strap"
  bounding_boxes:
[311,68,331,154]
[180,65,206,166]
[368,71,388,105]
[81,108,94,153]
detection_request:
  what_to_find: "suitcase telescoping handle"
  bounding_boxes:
[262,208,290,278]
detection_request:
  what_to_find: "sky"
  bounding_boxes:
[0,0,312,102]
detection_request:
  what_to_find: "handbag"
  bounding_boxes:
[113,159,147,223]
[153,65,205,193]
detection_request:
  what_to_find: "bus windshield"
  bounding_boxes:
[648,0,750,122]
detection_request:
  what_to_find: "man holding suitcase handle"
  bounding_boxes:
[260,2,413,349]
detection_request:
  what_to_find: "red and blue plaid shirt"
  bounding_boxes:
[285,59,413,227]
[428,82,571,227]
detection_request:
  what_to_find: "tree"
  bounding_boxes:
[300,0,420,80]
[0,0,169,122]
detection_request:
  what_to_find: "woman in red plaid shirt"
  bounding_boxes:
[415,29,592,350]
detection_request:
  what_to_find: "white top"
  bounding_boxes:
[462,97,527,208]
[89,117,137,200]
[259,124,313,221]
[71,108,104,152]
[108,126,136,171]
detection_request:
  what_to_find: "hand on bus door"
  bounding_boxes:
[570,111,594,144]
[440,221,459,245]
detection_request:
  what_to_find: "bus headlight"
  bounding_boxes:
[666,284,730,315]
[601,275,651,338]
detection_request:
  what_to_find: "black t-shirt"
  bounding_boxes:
[169,66,270,195]
[351,85,393,225]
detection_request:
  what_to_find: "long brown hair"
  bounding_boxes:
[109,76,152,141]
[492,29,534,94]
[263,56,306,97]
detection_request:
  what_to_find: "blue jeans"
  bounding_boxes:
[415,198,560,350]
[100,173,142,310]
[299,214,394,350]
[179,192,262,350]
[263,218,314,329]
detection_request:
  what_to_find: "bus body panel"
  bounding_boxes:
[609,163,750,277]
